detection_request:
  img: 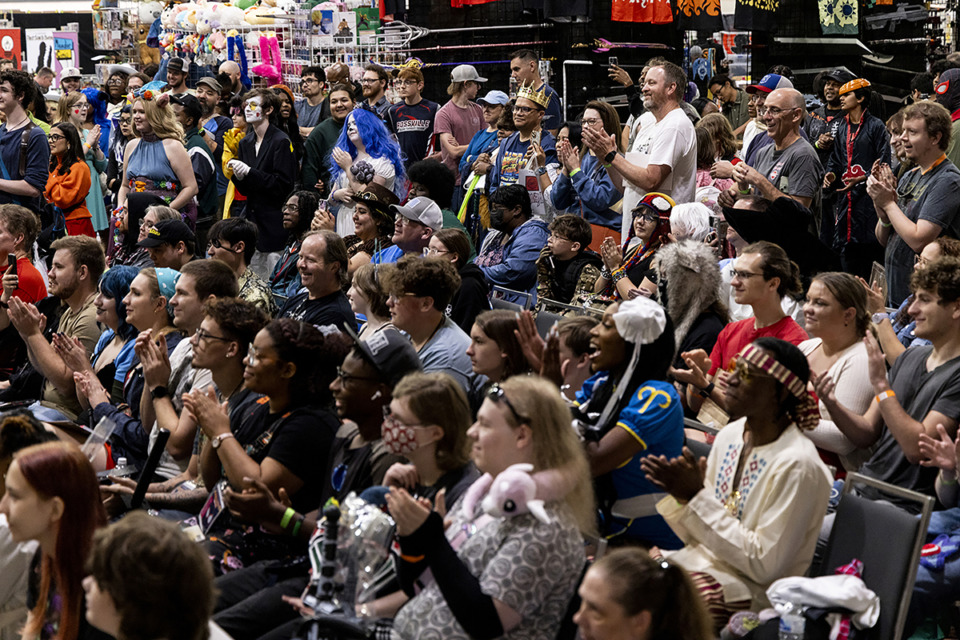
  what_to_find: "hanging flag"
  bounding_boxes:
[675,0,723,29]
[734,0,778,31]
[819,0,859,33]
[613,0,674,24]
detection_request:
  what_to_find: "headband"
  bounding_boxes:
[839,78,871,96]
[737,343,819,430]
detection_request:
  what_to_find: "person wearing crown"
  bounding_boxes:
[487,82,558,196]
[583,61,697,239]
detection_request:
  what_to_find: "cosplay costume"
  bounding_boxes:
[233,124,297,253]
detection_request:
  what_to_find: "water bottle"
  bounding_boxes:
[777,601,805,640]
[111,457,135,479]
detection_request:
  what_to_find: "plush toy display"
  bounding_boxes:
[251,33,282,85]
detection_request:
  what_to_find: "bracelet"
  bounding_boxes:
[875,389,896,403]
[399,553,425,563]
[611,268,627,283]
[291,514,304,537]
[280,507,295,530]
[814,141,821,150]
[698,382,715,398]
[739,188,751,195]
[600,267,612,280]
[941,469,959,485]
[569,168,581,178]
[880,220,893,228]
[536,166,548,176]
[603,162,612,169]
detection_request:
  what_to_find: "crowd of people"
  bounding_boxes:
[0,46,959,640]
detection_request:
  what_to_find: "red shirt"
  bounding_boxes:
[708,315,808,376]
[0,257,46,304]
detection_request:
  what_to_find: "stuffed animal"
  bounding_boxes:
[208,30,227,51]
[137,23,161,66]
[139,1,163,23]
[461,463,577,525]
[244,4,283,24]
[219,3,246,26]
[251,33,282,85]
[160,5,178,29]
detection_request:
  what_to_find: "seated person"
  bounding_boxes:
[186,318,349,574]
[428,228,490,333]
[384,255,474,392]
[536,214,602,305]
[7,236,104,422]
[407,159,475,257]
[277,230,355,331]
[386,376,593,640]
[350,262,394,340]
[269,190,317,300]
[673,240,808,416]
[644,338,832,629]
[138,219,197,270]
[475,184,549,305]
[373,197,442,265]
[207,217,277,316]
[575,298,684,548]
[108,192,166,269]
[0,204,46,378]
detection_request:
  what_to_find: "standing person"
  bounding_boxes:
[271,85,304,168]
[59,91,109,235]
[228,89,297,277]
[222,95,248,218]
[0,442,108,640]
[106,105,132,210]
[869,100,960,306]
[44,122,94,238]
[708,74,751,136]
[435,65,485,201]
[487,84,558,194]
[117,91,199,228]
[509,49,563,134]
[295,66,325,135]
[822,78,890,279]
[58,68,82,95]
[935,68,960,167]
[386,67,439,170]
[163,58,190,98]
[195,77,232,218]
[302,83,355,193]
[805,69,852,164]
[458,90,507,187]
[33,67,53,96]
[217,61,243,101]
[102,66,131,119]
[584,62,696,238]
[170,95,217,250]
[0,70,49,212]
[359,64,391,119]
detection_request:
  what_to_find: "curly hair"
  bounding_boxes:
[386,255,461,311]
[912,255,960,303]
[265,318,352,405]
[328,107,405,194]
[407,159,455,210]
[86,512,213,640]
[202,297,269,362]
[903,100,952,151]
[0,69,34,108]
[0,411,58,462]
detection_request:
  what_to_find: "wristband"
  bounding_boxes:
[814,141,821,150]
[569,168,581,178]
[603,163,612,169]
[291,514,304,537]
[600,267,612,280]
[875,389,896,403]
[941,469,958,486]
[611,268,627,283]
[698,382,715,398]
[280,507,295,530]
[536,166,548,176]
[739,188,751,195]
[400,553,426,563]
[880,220,893,228]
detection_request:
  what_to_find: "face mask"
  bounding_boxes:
[244,98,263,124]
[489,207,508,232]
[382,414,419,455]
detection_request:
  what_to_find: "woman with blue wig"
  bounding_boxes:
[328,107,405,237]
[52,265,141,408]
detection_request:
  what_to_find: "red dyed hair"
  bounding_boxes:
[16,442,106,640]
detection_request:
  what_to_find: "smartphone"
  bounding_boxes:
[531,129,541,147]
[7,254,15,277]
[609,56,619,67]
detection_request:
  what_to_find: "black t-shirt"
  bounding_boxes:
[278,290,356,332]
[233,401,340,512]
[386,99,439,168]
[673,312,726,370]
[320,424,401,505]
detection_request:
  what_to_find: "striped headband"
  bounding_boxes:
[737,343,820,430]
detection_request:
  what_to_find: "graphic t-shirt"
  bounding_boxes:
[386,99,440,168]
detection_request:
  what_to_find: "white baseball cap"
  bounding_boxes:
[60,67,81,80]
[450,64,486,83]
[390,197,443,230]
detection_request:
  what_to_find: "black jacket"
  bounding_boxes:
[234,124,298,252]
[449,262,490,332]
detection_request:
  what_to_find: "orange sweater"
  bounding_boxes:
[44,158,92,220]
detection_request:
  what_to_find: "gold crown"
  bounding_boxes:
[516,82,551,109]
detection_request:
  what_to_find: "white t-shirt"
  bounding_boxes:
[621,107,697,237]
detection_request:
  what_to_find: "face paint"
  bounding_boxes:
[346,117,358,137]
[244,97,263,124]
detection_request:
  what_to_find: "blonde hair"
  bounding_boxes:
[133,98,185,144]
[499,375,595,535]
[55,91,83,125]
[392,373,471,472]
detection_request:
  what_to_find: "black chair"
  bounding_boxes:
[491,285,532,311]
[536,309,564,338]
[817,472,933,640]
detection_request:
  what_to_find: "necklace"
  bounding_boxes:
[6,115,29,130]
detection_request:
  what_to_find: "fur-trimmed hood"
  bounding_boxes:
[654,239,723,351]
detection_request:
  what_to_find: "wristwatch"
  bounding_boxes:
[211,433,236,449]
[603,149,617,164]
[536,166,548,176]
[871,312,887,325]
[150,386,169,400]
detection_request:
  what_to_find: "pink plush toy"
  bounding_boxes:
[461,463,576,524]
[251,34,281,86]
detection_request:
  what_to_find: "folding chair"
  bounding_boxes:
[535,309,564,338]
[490,285,532,310]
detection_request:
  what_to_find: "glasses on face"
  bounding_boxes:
[194,328,232,343]
[580,117,601,127]
[120,118,132,126]
[634,212,659,225]
[301,77,320,84]
[281,204,299,213]
[361,77,380,84]
[487,383,530,425]
[759,106,798,117]
[387,291,419,304]
[423,247,449,257]
[730,269,763,280]
[48,134,65,142]
[400,79,419,86]
[107,77,126,86]
[549,232,571,243]
[336,366,378,385]
[513,105,535,114]
[394,215,423,228]
[732,359,772,385]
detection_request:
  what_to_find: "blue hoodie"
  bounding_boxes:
[475,217,549,304]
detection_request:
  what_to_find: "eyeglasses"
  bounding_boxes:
[513,105,535,114]
[301,77,320,84]
[207,239,242,252]
[486,383,530,425]
[194,328,233,343]
[580,117,601,127]
[732,359,772,385]
[758,106,799,117]
[281,204,299,213]
[400,79,420,86]
[387,292,419,304]
[549,233,572,242]
[361,77,380,84]
[394,215,424,227]
[48,134,65,142]
[106,77,126,86]
[423,247,449,257]
[730,269,764,280]
[337,366,378,385]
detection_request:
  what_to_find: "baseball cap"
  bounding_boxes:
[477,90,510,106]
[343,326,422,386]
[390,197,443,230]
[167,58,188,73]
[138,219,196,248]
[60,67,81,80]
[823,68,856,85]
[745,74,794,95]
[450,64,487,83]
[196,76,223,93]
[171,94,202,122]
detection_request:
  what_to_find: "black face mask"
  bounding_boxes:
[489,207,508,232]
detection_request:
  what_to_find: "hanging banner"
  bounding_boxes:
[734,0,778,31]
[612,0,674,24]
[25,29,55,76]
[0,29,21,70]
[52,31,80,79]
[675,0,723,30]
[819,0,858,34]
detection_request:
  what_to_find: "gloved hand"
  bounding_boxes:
[228,160,251,180]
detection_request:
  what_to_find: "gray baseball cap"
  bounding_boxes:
[390,197,443,230]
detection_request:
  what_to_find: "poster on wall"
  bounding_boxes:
[52,31,80,79]
[0,29,21,69]
[93,9,124,50]
[25,29,55,76]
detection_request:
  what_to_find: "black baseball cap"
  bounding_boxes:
[171,94,202,123]
[138,219,195,248]
[343,326,422,386]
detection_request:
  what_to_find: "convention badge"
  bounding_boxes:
[198,479,229,535]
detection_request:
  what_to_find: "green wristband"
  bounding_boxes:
[569,168,581,178]
[280,507,295,530]
[292,515,304,537]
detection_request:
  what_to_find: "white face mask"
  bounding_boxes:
[244,97,264,124]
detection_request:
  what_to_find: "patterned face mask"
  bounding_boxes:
[381,410,421,455]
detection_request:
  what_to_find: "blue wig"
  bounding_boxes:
[99,266,140,341]
[81,87,111,154]
[328,107,405,195]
